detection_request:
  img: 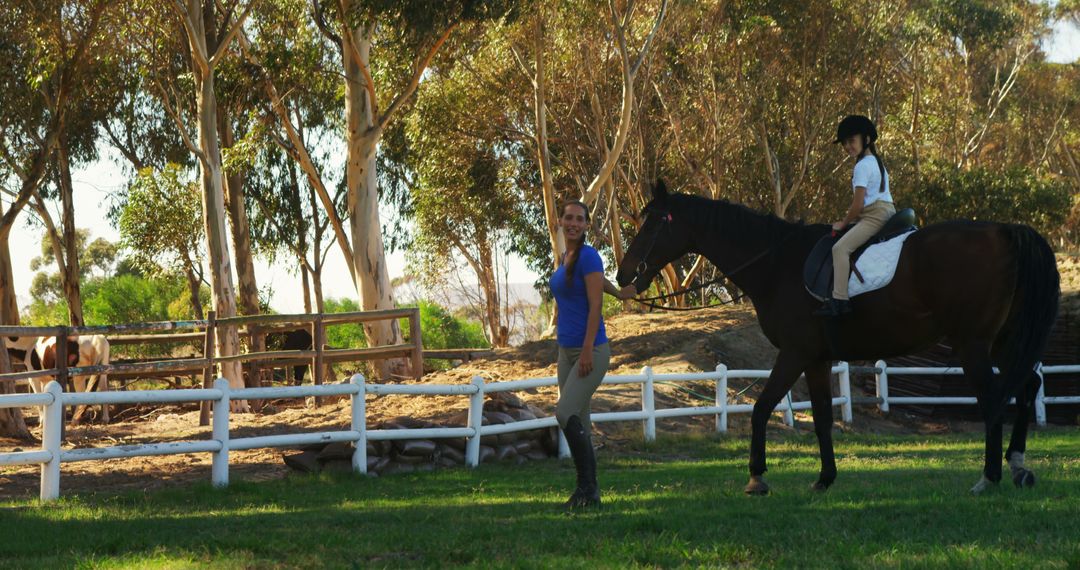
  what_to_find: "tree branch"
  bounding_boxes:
[209,0,255,68]
[377,21,458,132]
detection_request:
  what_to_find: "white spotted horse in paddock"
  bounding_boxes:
[6,335,112,423]
[616,180,1059,495]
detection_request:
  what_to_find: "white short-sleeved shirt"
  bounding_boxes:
[852,154,892,207]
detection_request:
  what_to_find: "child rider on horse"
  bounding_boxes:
[814,114,896,317]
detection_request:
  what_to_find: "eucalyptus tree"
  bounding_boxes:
[135,0,254,398]
[0,0,119,436]
[0,0,119,327]
[246,0,515,379]
[238,0,347,314]
[116,164,207,319]
[405,55,529,346]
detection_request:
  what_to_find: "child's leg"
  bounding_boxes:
[831,202,896,300]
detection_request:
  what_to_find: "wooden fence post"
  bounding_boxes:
[200,312,217,426]
[312,315,325,407]
[409,308,423,380]
[56,330,69,392]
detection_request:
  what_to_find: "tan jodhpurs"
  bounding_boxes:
[555,343,611,431]
[832,200,896,300]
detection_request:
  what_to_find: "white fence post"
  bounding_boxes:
[716,364,728,433]
[839,361,853,424]
[783,391,795,427]
[642,366,656,442]
[351,374,367,473]
[1035,363,1047,427]
[40,381,63,502]
[875,359,889,413]
[211,378,230,488]
[466,376,485,467]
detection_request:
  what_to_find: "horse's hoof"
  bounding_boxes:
[810,480,831,492]
[1012,468,1036,488]
[744,476,770,496]
[970,475,999,495]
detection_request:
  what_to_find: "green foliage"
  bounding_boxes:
[910,163,1071,234]
[116,164,203,278]
[24,274,208,327]
[28,230,119,304]
[406,300,490,351]
[322,297,369,350]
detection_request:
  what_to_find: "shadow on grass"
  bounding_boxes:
[2,429,1079,568]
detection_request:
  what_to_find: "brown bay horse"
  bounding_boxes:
[616,181,1059,495]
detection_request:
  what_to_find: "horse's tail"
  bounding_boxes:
[996,224,1059,408]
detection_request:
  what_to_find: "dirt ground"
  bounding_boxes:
[3,279,1054,500]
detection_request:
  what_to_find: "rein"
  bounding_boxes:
[627,213,796,312]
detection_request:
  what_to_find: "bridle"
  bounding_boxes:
[627,208,792,311]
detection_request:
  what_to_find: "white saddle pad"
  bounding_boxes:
[848,230,916,297]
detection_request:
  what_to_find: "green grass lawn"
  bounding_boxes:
[2,429,1079,569]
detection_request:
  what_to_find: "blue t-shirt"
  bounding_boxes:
[550,245,608,348]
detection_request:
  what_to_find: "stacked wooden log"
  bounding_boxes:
[282,391,560,476]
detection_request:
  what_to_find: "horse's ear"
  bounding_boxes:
[652,179,669,203]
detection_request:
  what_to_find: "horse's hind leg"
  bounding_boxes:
[805,360,836,491]
[1005,370,1041,488]
[745,351,807,496]
[965,341,1006,494]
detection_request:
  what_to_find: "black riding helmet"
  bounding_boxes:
[834,114,877,144]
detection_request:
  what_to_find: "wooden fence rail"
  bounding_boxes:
[0,309,432,425]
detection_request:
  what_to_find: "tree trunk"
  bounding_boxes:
[187,14,244,402]
[0,227,29,439]
[533,12,563,271]
[0,226,20,326]
[341,19,407,380]
[220,116,264,388]
[56,138,85,326]
[477,238,507,347]
[183,257,204,319]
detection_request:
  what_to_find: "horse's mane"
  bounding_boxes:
[666,193,814,247]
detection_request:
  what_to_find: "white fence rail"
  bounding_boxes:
[1,360,1077,502]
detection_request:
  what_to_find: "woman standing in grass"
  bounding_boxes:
[551,200,635,509]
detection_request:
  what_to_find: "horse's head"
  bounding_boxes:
[616,180,693,294]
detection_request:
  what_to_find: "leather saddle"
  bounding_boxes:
[803,208,917,301]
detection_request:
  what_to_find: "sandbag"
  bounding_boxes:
[495,444,518,462]
[506,408,537,422]
[370,456,392,473]
[513,440,533,455]
[526,449,549,461]
[436,456,460,468]
[483,411,515,425]
[394,452,430,464]
[478,445,496,463]
[321,459,353,473]
[443,437,468,451]
[437,444,466,464]
[283,450,321,473]
[317,442,354,461]
[395,439,436,457]
[380,461,416,475]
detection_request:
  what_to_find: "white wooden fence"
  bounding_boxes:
[1,360,1077,502]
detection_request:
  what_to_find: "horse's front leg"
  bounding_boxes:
[804,360,837,491]
[746,351,807,496]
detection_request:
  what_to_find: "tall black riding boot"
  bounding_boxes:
[562,415,600,510]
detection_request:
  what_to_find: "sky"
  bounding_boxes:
[4,18,1077,316]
